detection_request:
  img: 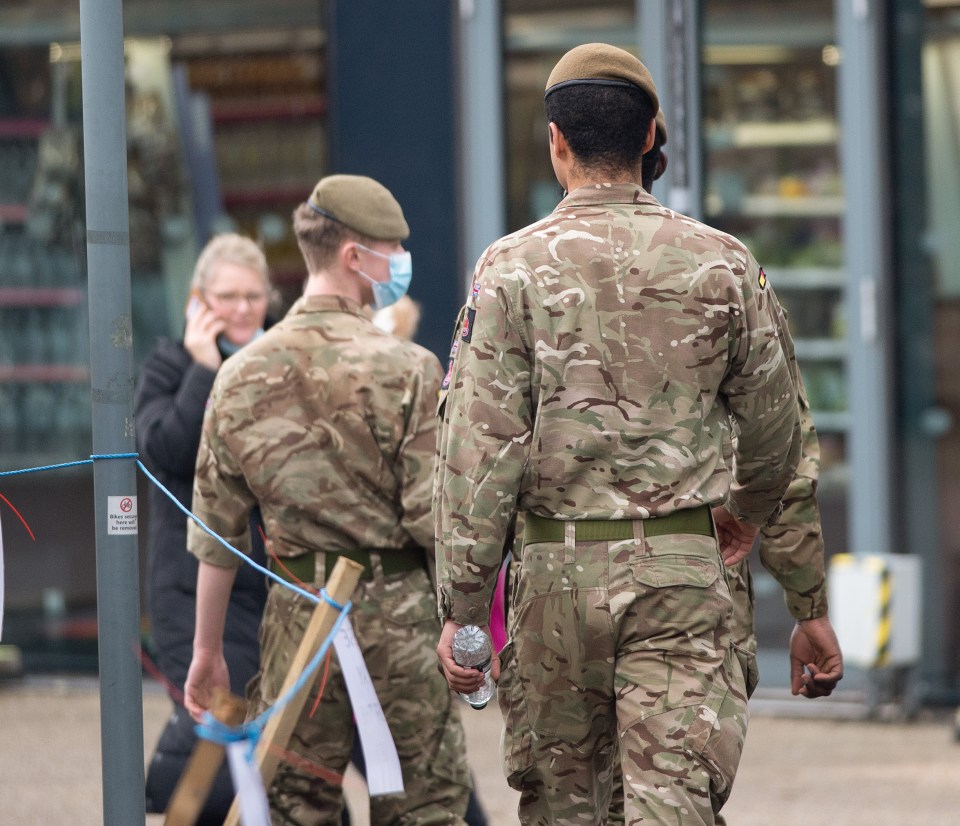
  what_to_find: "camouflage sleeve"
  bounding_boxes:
[433,305,467,597]
[398,352,444,554]
[435,269,533,626]
[757,296,828,620]
[723,256,802,526]
[186,382,255,569]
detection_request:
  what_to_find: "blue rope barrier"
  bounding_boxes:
[1,452,357,751]
[134,459,322,605]
[0,452,138,477]
[0,453,321,605]
[0,458,94,476]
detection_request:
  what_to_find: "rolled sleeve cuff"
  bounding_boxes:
[187,520,250,569]
[437,586,491,627]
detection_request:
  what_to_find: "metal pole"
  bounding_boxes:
[78,0,146,823]
[836,0,894,555]
[638,0,669,169]
[458,0,505,294]
[638,0,702,219]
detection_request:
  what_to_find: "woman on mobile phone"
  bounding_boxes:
[135,233,273,823]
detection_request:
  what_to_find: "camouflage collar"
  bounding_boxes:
[557,182,659,210]
[289,294,367,318]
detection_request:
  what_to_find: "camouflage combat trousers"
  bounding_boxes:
[248,562,472,825]
[498,527,749,825]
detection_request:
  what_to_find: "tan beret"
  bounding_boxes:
[307,174,409,241]
[545,43,659,112]
[655,109,668,145]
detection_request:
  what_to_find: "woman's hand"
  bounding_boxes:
[184,298,226,370]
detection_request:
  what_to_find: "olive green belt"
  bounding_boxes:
[267,546,426,585]
[523,505,713,544]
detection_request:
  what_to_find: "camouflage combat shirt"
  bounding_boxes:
[188,294,442,569]
[435,183,802,625]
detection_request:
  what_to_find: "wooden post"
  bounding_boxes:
[223,557,363,826]
[163,689,247,826]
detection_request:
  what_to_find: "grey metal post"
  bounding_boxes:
[836,0,894,554]
[78,1,146,823]
[458,0,505,296]
[638,1,668,138]
[638,0,702,219]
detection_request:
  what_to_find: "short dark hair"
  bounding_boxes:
[545,83,655,176]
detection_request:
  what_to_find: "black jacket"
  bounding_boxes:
[135,337,267,822]
[135,336,267,692]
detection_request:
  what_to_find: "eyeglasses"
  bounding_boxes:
[206,291,269,308]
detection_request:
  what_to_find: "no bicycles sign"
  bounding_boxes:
[107,495,138,535]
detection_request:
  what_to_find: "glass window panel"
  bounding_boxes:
[503,1,635,231]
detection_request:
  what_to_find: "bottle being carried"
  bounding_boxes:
[451,625,496,709]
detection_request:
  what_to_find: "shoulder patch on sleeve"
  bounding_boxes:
[758,267,768,290]
[461,307,476,343]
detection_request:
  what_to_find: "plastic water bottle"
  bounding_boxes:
[452,625,496,709]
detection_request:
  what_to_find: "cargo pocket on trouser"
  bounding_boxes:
[685,645,749,813]
[733,643,760,700]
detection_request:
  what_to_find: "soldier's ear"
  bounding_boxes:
[642,117,656,154]
[548,122,569,158]
[341,240,361,272]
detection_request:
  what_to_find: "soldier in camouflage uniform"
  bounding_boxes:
[183,174,471,825]
[435,44,807,824]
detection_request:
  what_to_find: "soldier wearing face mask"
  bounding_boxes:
[183,174,472,825]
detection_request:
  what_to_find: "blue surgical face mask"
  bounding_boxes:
[356,245,412,309]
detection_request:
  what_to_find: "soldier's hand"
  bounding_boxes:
[789,616,844,698]
[437,618,499,694]
[184,648,231,722]
[712,505,758,566]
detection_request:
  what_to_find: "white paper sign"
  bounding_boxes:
[0,511,5,641]
[226,741,271,826]
[333,620,404,796]
[107,495,138,535]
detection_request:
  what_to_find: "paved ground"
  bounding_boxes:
[1,675,959,825]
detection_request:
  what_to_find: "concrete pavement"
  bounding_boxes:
[1,675,959,825]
